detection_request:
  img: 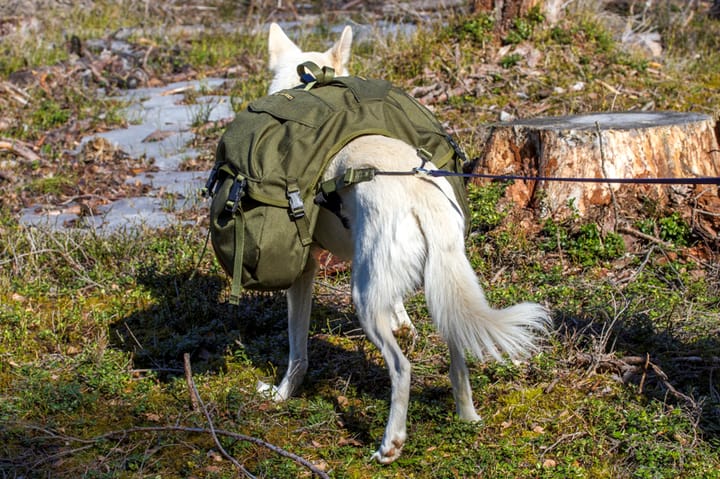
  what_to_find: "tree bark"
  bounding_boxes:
[470,111,720,229]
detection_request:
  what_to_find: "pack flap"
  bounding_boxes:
[249,90,333,128]
[335,76,391,102]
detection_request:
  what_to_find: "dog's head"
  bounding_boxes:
[267,23,353,94]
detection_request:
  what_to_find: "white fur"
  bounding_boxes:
[260,23,550,464]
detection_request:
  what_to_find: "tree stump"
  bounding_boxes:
[470,111,720,234]
[470,0,543,31]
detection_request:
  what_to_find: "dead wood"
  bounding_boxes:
[0,137,41,163]
[15,423,331,479]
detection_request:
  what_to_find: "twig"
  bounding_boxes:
[638,353,650,394]
[183,353,201,413]
[540,431,586,458]
[22,424,331,479]
[314,280,351,294]
[0,249,60,267]
[618,225,673,248]
[573,352,701,410]
[491,265,508,284]
[0,81,30,105]
[184,357,254,478]
[58,193,111,206]
[123,321,144,350]
[619,245,655,285]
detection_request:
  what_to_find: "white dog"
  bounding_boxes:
[260,23,549,464]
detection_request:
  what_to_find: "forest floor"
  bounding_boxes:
[1,1,720,477]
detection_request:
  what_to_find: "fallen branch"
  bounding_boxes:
[0,137,41,163]
[573,351,701,410]
[618,225,673,248]
[22,424,331,479]
[0,81,30,105]
[184,356,254,478]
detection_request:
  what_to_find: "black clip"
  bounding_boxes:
[224,176,247,214]
[202,164,220,198]
[446,134,468,164]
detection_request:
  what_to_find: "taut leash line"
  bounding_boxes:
[375,167,720,185]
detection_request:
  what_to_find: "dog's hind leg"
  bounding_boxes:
[258,255,318,401]
[360,304,410,463]
[448,342,482,421]
[352,265,411,463]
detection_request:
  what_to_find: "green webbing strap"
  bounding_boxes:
[297,61,335,90]
[287,179,313,246]
[229,208,245,305]
[223,169,247,306]
[319,167,377,195]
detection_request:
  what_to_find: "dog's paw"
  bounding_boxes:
[390,306,415,334]
[256,381,286,402]
[371,438,404,464]
[459,410,482,422]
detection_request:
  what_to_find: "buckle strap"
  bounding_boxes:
[206,167,248,306]
[225,174,247,214]
[229,208,245,305]
[287,179,313,246]
[318,167,377,196]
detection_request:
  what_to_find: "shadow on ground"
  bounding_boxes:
[109,266,389,395]
[555,310,720,443]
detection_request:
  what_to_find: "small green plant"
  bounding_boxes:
[31,99,71,130]
[577,17,616,54]
[458,14,495,45]
[504,6,545,44]
[27,175,75,195]
[549,25,574,45]
[634,212,692,247]
[541,219,625,267]
[657,212,691,246]
[500,53,523,68]
[505,18,533,45]
[467,182,509,234]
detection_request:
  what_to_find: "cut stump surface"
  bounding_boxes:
[471,111,720,224]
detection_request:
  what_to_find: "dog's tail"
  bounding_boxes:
[420,181,549,361]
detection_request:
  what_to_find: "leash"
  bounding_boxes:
[318,157,720,212]
[374,166,720,185]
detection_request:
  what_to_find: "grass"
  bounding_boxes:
[2,1,720,478]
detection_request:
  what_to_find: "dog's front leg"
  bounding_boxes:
[258,256,318,401]
[390,302,416,336]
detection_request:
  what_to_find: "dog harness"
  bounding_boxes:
[205,62,468,304]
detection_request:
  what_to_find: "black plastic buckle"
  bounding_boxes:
[224,177,247,214]
[202,164,220,198]
[446,134,468,164]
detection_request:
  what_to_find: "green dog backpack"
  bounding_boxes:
[205,62,469,304]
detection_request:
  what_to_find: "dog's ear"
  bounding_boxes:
[268,23,301,71]
[326,25,353,74]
